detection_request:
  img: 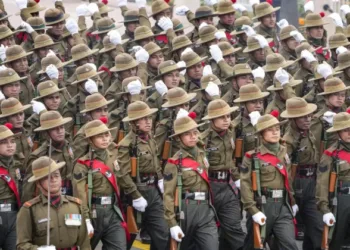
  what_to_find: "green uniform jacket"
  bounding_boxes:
[234,39,248,64]
[293,66,314,98]
[222,88,239,107]
[154,117,180,159]
[0,157,21,202]
[29,61,41,86]
[231,114,256,154]
[15,128,33,173]
[105,78,123,112]
[19,77,34,107]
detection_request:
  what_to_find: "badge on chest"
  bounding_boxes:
[65,214,82,226]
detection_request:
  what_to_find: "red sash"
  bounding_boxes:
[325,149,350,162]
[269,41,278,53]
[155,34,168,44]
[0,167,21,207]
[98,66,111,77]
[315,47,330,60]
[86,32,100,41]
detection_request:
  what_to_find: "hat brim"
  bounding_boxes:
[234,92,270,103]
[263,60,295,73]
[85,127,118,139]
[28,162,66,182]
[329,40,350,50]
[252,6,281,20]
[122,108,158,122]
[186,56,208,69]
[308,71,342,82]
[16,6,46,15]
[0,104,32,118]
[215,9,236,16]
[317,85,350,96]
[31,41,60,51]
[327,124,350,133]
[169,122,206,138]
[71,49,99,63]
[190,14,218,21]
[280,103,317,118]
[2,51,33,64]
[45,13,70,26]
[202,106,239,120]
[153,66,187,80]
[255,119,288,133]
[242,38,273,53]
[80,99,114,113]
[34,117,72,131]
[225,72,253,81]
[301,21,329,28]
[149,7,171,17]
[33,87,66,100]
[266,79,302,91]
[91,26,119,35]
[0,76,28,86]
[71,71,104,85]
[110,61,139,72]
[162,92,197,108]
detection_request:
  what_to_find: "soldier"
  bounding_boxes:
[196,25,221,58]
[17,156,91,250]
[0,67,25,100]
[172,18,185,36]
[169,35,192,62]
[16,0,46,21]
[215,0,236,42]
[240,114,299,250]
[244,35,271,70]
[328,33,350,68]
[142,42,165,89]
[335,50,350,106]
[163,114,219,250]
[22,111,73,202]
[201,99,246,250]
[116,101,169,249]
[0,25,17,48]
[281,97,323,249]
[279,25,301,76]
[150,0,172,48]
[21,17,46,53]
[90,17,119,50]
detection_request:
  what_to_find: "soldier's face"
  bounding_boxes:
[136,116,152,133]
[236,74,253,88]
[328,91,345,108]
[175,103,190,112]
[77,56,95,66]
[223,54,236,67]
[252,49,265,63]
[187,63,203,80]
[120,67,137,79]
[38,47,52,59]
[294,114,312,131]
[2,82,21,98]
[0,136,16,157]
[212,114,231,130]
[260,13,276,29]
[219,13,235,26]
[138,37,154,47]
[175,30,185,36]
[91,132,111,149]
[285,38,299,51]
[0,19,9,27]
[262,125,280,143]
[126,22,140,34]
[90,106,108,120]
[318,79,325,91]
[246,99,264,113]
[0,35,15,47]
[48,125,65,142]
[180,129,199,147]
[148,52,164,69]
[51,21,65,36]
[43,93,61,111]
[7,112,24,129]
[39,170,62,195]
[10,57,28,74]
[338,128,350,143]
[307,26,324,40]
[163,71,180,89]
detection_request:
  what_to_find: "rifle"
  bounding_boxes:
[117,101,128,143]
[235,107,244,158]
[320,121,330,155]
[162,109,174,166]
[291,133,303,181]
[73,102,81,136]
[46,139,52,246]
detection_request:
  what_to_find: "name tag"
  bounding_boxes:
[101,197,112,205]
[0,204,11,212]
[339,161,347,165]
[194,192,206,201]
[65,214,82,226]
[38,218,50,224]
[272,190,283,198]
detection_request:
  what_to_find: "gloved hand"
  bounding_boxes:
[252,211,266,226]
[155,80,168,97]
[329,13,344,28]
[323,213,336,227]
[176,108,189,119]
[209,44,223,63]
[132,45,143,53]
[205,82,220,97]
[275,68,289,86]
[21,21,34,34]
[203,65,213,76]
[45,64,59,79]
[132,197,148,212]
[317,63,333,80]
[76,4,90,17]
[242,25,256,36]
[87,63,97,71]
[16,0,27,10]
[135,0,146,9]
[233,3,247,12]
[234,179,240,189]
[215,30,226,40]
[181,47,194,57]
[301,49,317,63]
[46,50,56,57]
[135,48,149,63]
[158,16,173,31]
[204,0,217,6]
[85,79,98,94]
[249,111,261,126]
[323,111,336,125]
[127,80,142,95]
[290,30,305,43]
[198,22,208,31]
[336,46,347,55]
[65,18,79,35]
[0,65,7,72]
[158,179,164,194]
[170,226,185,242]
[177,61,186,76]
[292,204,299,217]
[0,44,7,61]
[85,219,94,238]
[340,4,350,15]
[304,1,314,13]
[87,3,99,15]
[249,0,259,6]
[31,100,47,115]
[108,30,122,45]
[37,246,56,250]
[277,19,289,29]
[118,0,127,7]
[0,90,5,101]
[175,6,190,16]
[252,67,265,79]
[254,35,268,48]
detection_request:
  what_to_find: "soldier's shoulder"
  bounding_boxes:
[244,149,255,159]
[200,128,211,139]
[65,195,82,205]
[118,133,133,148]
[32,143,49,156]
[23,195,42,208]
[66,94,79,107]
[324,144,338,156]
[146,91,161,103]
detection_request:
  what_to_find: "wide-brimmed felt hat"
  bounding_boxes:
[308,63,341,82]
[71,44,99,63]
[190,6,217,21]
[295,42,320,61]
[122,101,158,122]
[0,25,15,41]
[215,0,236,15]
[118,76,151,96]
[154,60,186,80]
[44,8,69,26]
[119,10,139,23]
[110,53,139,72]
[33,80,65,100]
[196,25,218,45]
[32,34,57,50]
[28,156,65,182]
[92,17,119,35]
[84,119,117,138]
[326,112,350,133]
[150,0,170,17]
[302,13,328,28]
[317,77,350,96]
[0,10,10,22]
[335,50,350,71]
[16,0,46,15]
[34,111,72,132]
[231,16,260,36]
[0,68,27,86]
[195,74,223,92]
[71,64,103,85]
[27,17,46,31]
[263,53,295,73]
[280,25,298,41]
[0,97,31,118]
[234,83,269,103]
[37,54,71,74]
[280,97,317,119]
[2,45,33,64]
[133,26,156,42]
[267,74,302,91]
[202,99,239,120]
[255,114,287,133]
[172,18,185,33]
[217,41,241,57]
[242,36,272,53]
[328,33,350,50]
[253,2,280,20]
[170,116,204,137]
[0,125,20,141]
[81,93,114,113]
[226,64,252,81]
[171,35,192,53]
[97,2,115,15]
[181,51,207,69]
[162,87,196,108]
[144,42,165,56]
[99,35,117,54]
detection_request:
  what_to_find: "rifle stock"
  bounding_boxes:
[320,141,325,155]
[162,140,171,161]
[235,138,243,158]
[126,206,139,234]
[253,222,263,249]
[321,224,329,250]
[131,157,137,178]
[170,239,177,250]
[291,163,297,181]
[117,130,125,144]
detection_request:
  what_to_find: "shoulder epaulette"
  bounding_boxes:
[66,195,82,205]
[23,196,41,208]
[324,150,334,157]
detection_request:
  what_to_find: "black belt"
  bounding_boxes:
[296,165,316,178]
[182,192,209,200]
[140,173,156,185]
[337,187,350,195]
[209,171,229,181]
[0,203,18,212]
[91,196,115,205]
[261,189,286,199]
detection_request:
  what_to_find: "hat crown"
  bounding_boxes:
[125,10,139,16]
[305,13,322,22]
[246,36,260,48]
[1,97,22,110]
[172,35,191,50]
[34,34,53,45]
[27,16,45,26]
[40,110,63,123]
[329,33,347,42]
[71,44,91,57]
[218,41,233,51]
[233,63,252,74]
[158,60,177,70]
[102,35,113,47]
[324,77,347,93]
[116,53,136,66]
[295,42,312,56]
[0,125,13,138]
[0,24,10,33]
[286,97,308,110]
[85,93,107,105]
[31,156,56,178]
[0,68,18,78]
[333,112,350,127]
[167,87,188,100]
[280,25,297,40]
[181,51,198,63]
[266,53,286,66]
[128,101,150,114]
[207,99,230,115]
[338,50,350,64]
[144,42,161,54]
[122,76,143,89]
[84,119,109,137]
[173,116,199,135]
[195,6,214,18]
[96,17,114,29]
[217,0,235,12]
[172,18,181,28]
[135,26,154,38]
[152,0,170,15]
[5,45,25,57]
[254,2,275,17]
[199,25,217,36]
[41,55,61,69]
[76,64,97,77]
[200,74,221,87]
[37,80,58,92]
[45,8,62,18]
[256,114,279,130]
[235,16,253,27]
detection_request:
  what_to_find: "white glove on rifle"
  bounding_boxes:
[215,30,226,40]
[45,64,59,80]
[158,16,173,32]
[31,100,47,115]
[155,80,168,97]
[340,4,350,15]
[85,219,94,238]
[234,179,240,189]
[127,80,142,95]
[176,108,189,119]
[275,68,289,86]
[181,47,194,57]
[198,22,208,31]
[304,1,314,13]
[277,19,289,29]
[0,45,7,61]
[87,3,99,15]
[290,30,305,43]
[177,61,186,76]
[175,6,189,16]
[204,0,217,6]
[252,211,266,226]
[252,67,265,79]
[209,44,223,63]
[323,213,336,227]
[135,48,149,63]
[254,34,269,48]
[336,46,347,55]
[170,226,185,242]
[317,63,333,80]
[132,197,148,212]
[76,4,90,17]
[16,0,27,10]
[135,0,146,9]
[242,25,256,36]
[329,13,344,28]
[203,65,213,76]
[301,49,317,63]
[205,82,220,97]
[249,111,261,126]
[292,204,299,217]
[108,30,122,45]
[158,179,164,194]
[323,111,336,125]
[65,18,79,35]
[233,3,246,12]
[85,79,98,94]
[21,21,34,34]
[118,0,127,7]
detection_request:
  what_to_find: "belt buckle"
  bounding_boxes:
[306,168,313,177]
[147,176,155,185]
[217,171,227,180]
[272,190,283,198]
[194,192,205,201]
[0,204,11,212]
[101,197,112,205]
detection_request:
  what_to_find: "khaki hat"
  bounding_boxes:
[172,18,185,33]
[328,33,350,50]
[280,97,317,119]
[280,25,298,41]
[234,83,269,103]
[243,36,272,53]
[71,44,99,63]
[263,54,295,73]
[84,119,116,138]
[267,74,302,91]
[28,156,65,182]
[0,10,10,22]
[3,45,33,64]
[133,26,156,42]
[0,125,20,141]
[218,41,241,57]
[92,17,119,35]
[197,25,218,45]
[150,0,170,17]
[34,111,72,131]
[255,114,287,133]
[0,97,31,118]
[144,42,164,56]
[71,64,103,85]
[335,50,350,71]
[162,87,196,108]
[99,35,117,54]
[231,16,260,36]
[155,60,186,80]
[0,68,27,86]
[202,99,239,120]
[181,51,207,69]
[0,25,16,40]
[27,17,46,31]
[253,2,280,20]
[196,74,224,91]
[16,0,46,15]
[44,8,69,26]
[191,6,217,21]
[33,80,65,100]
[171,35,192,53]
[110,53,139,72]
[303,13,328,28]
[345,25,350,39]
[81,93,114,113]
[318,77,350,96]
[295,42,319,61]
[170,116,204,137]
[326,112,350,133]
[119,76,151,95]
[216,0,236,15]
[226,64,252,81]
[119,10,139,23]
[97,2,115,15]
[32,34,57,50]
[37,54,71,74]
[122,101,158,122]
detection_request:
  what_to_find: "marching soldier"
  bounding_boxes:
[0,25,17,48]
[244,35,271,70]
[169,35,192,62]
[327,33,350,68]
[0,67,24,101]
[196,25,222,58]
[142,42,165,89]
[132,26,157,48]
[90,17,118,50]
[279,25,301,76]
[335,50,350,106]
[150,0,171,48]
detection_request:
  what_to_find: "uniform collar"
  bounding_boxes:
[40,193,67,205]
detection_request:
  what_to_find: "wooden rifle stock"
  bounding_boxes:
[253,222,263,249]
[32,140,39,151]
[162,140,171,160]
[321,224,329,250]
[320,140,325,156]
[329,172,336,193]
[117,130,125,143]
[235,138,243,158]
[170,239,177,250]
[252,171,257,191]
[126,206,138,234]
[131,157,137,178]
[291,163,297,181]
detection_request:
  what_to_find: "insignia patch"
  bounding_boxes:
[105,171,112,178]
[240,165,249,174]
[113,160,120,171]
[65,214,82,226]
[318,165,328,173]
[74,173,83,180]
[163,173,173,181]
[38,218,49,223]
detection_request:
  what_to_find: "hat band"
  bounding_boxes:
[39,86,60,97]
[235,69,252,76]
[195,10,214,19]
[217,6,235,14]
[334,120,350,131]
[168,94,190,105]
[32,161,57,179]
[1,102,24,115]
[324,83,347,94]
[173,41,191,51]
[116,61,136,71]
[330,40,349,48]
[185,57,202,68]
[257,119,279,131]
[128,107,153,119]
[7,51,27,61]
[45,12,64,23]
[77,70,97,81]
[32,23,46,30]
[175,121,198,134]
[239,91,261,100]
[174,23,184,30]
[86,124,109,137]
[124,15,139,22]
[159,64,179,75]
[1,74,20,85]
[247,42,261,51]
[85,99,109,111]
[35,40,54,49]
[286,105,309,115]
[98,23,116,32]
[72,49,91,60]
[135,32,153,40]
[41,117,65,129]
[0,129,14,140]
[199,32,216,42]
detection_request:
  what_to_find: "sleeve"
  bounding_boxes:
[73,132,89,163]
[316,153,333,214]
[72,162,89,207]
[218,60,234,78]
[16,206,39,250]
[285,155,296,205]
[62,101,76,135]
[163,162,178,228]
[151,139,163,180]
[137,62,148,87]
[21,154,40,203]
[185,10,195,26]
[283,83,296,100]
[139,7,151,29]
[78,16,87,32]
[154,123,168,158]
[77,204,92,250]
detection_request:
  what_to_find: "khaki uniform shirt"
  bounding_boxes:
[231,114,256,154]
[154,117,180,159]
[293,67,314,98]
[15,128,33,172]
[19,77,34,107]
[0,158,21,202]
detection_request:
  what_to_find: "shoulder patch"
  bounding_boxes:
[245,152,252,159]
[66,195,82,205]
[74,172,84,180]
[318,165,328,173]
[240,165,249,174]
[163,173,173,181]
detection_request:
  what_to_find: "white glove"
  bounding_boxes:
[0,45,7,61]
[290,30,305,43]
[252,67,265,79]
[252,212,266,226]
[177,61,186,76]
[37,246,56,250]
[215,31,226,40]
[45,64,59,80]
[0,90,5,101]
[323,111,336,125]
[127,80,142,95]
[170,226,185,242]
[131,45,143,53]
[275,68,289,86]
[158,17,173,32]
[158,179,164,194]
[135,48,149,63]
[249,111,261,126]
[87,3,99,15]
[47,50,56,57]
[85,219,94,238]
[242,25,256,36]
[87,63,97,71]
[204,0,217,6]
[209,44,223,63]
[336,46,348,55]
[205,82,220,97]
[31,101,47,115]
[155,80,168,97]
[329,13,344,28]
[108,30,122,45]
[118,0,127,7]
[301,49,317,63]
[254,35,268,49]
[249,0,259,6]
[76,4,90,17]
[234,179,240,189]
[175,6,190,16]
[176,108,189,119]
[198,22,208,31]
[323,213,336,227]
[65,18,79,35]
[340,4,350,15]
[203,65,213,76]
[0,65,6,72]
[304,1,314,13]
[85,79,98,94]
[135,0,146,9]
[233,3,247,12]
[181,47,193,57]
[21,21,34,34]
[292,204,299,217]
[16,0,27,10]
[277,19,289,29]
[132,197,148,212]
[317,63,333,80]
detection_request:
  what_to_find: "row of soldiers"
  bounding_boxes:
[0,0,350,249]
